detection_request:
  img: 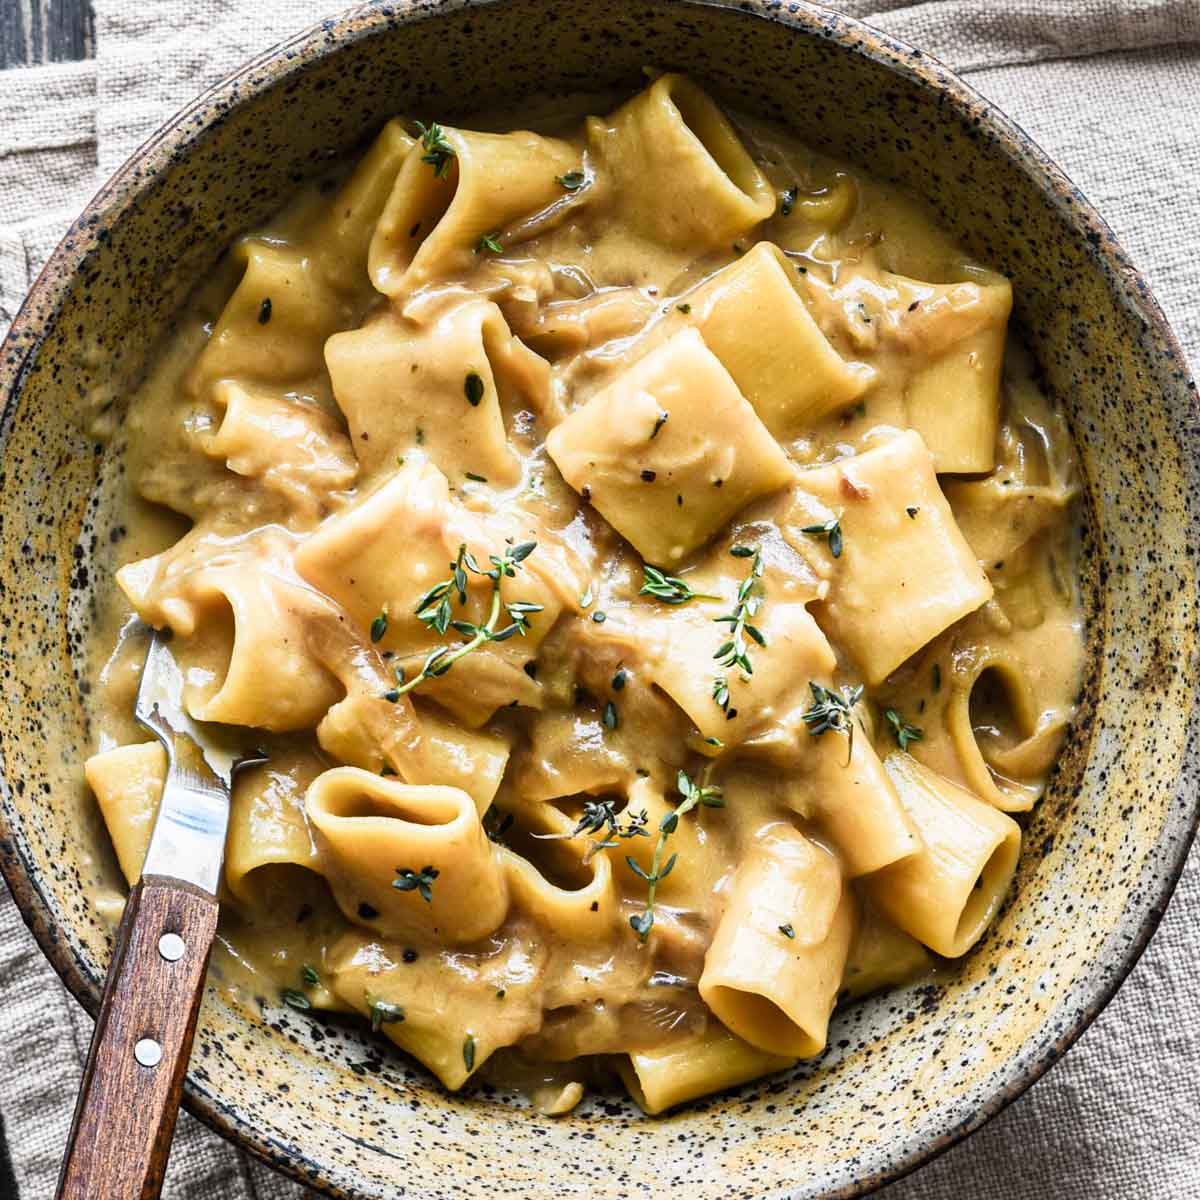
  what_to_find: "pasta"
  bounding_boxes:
[82,76,1083,1117]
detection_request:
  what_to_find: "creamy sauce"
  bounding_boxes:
[80,76,1082,1115]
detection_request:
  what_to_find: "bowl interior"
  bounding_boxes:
[1,1,1197,1197]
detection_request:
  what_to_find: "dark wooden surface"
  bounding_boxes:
[0,0,94,68]
[56,875,220,1200]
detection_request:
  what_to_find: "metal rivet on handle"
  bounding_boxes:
[158,932,185,962]
[134,1038,162,1068]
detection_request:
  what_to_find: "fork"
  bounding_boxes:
[56,629,262,1200]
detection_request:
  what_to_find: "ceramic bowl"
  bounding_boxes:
[1,2,1196,1196]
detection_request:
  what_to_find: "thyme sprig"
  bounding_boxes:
[534,798,649,861]
[885,708,924,752]
[712,546,765,712]
[802,682,864,764]
[415,121,455,178]
[393,865,439,902]
[476,231,504,254]
[628,769,724,940]
[388,541,542,697]
[640,565,717,606]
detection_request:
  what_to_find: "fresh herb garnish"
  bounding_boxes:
[676,303,691,315]
[370,605,389,644]
[462,1035,477,1072]
[802,682,863,764]
[932,663,942,693]
[712,547,765,711]
[640,565,716,606]
[281,988,311,1011]
[651,410,669,439]
[629,769,723,940]
[801,517,844,558]
[464,471,488,483]
[640,469,657,482]
[464,372,485,407]
[415,121,455,178]
[885,708,924,752]
[612,667,627,690]
[580,584,594,609]
[603,699,619,731]
[906,506,920,519]
[556,170,586,192]
[779,923,795,939]
[390,541,541,697]
[780,185,797,217]
[369,997,405,1031]
[476,231,503,254]
[592,610,607,624]
[257,298,272,325]
[300,963,321,988]
[393,865,440,902]
[535,798,649,858]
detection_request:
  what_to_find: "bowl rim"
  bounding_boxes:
[0,0,1196,1196]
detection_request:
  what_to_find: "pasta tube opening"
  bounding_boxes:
[865,753,1021,958]
[307,767,508,943]
[663,76,772,213]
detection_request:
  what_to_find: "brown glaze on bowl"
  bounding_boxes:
[0,2,1196,1196]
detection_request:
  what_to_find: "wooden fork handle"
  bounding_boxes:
[56,874,219,1200]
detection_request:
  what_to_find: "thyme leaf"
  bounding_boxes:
[639,565,716,606]
[800,517,844,558]
[369,997,405,1032]
[281,988,311,1011]
[370,604,389,644]
[885,707,924,752]
[476,231,503,254]
[415,121,455,178]
[556,170,586,192]
[393,865,440,902]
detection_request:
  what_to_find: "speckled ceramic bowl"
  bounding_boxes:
[1,1,1196,1196]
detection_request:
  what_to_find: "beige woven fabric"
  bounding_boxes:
[0,2,1197,1196]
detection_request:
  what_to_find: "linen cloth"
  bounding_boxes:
[1,1,1198,1196]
